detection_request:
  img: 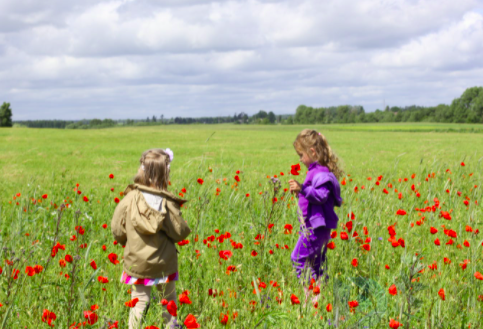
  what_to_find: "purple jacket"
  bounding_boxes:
[298,162,343,230]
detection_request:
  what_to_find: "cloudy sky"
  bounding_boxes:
[1,0,483,120]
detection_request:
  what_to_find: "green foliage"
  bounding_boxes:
[293,86,483,124]
[0,102,13,127]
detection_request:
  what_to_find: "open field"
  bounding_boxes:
[1,123,483,328]
[2,123,483,198]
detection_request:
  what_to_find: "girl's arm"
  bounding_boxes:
[161,200,191,243]
[299,175,331,205]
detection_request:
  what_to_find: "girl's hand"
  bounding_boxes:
[288,179,302,196]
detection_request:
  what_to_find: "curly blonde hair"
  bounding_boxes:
[293,129,344,180]
[133,149,170,190]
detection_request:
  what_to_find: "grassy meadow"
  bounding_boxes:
[1,123,483,328]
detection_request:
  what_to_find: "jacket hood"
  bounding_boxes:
[124,184,188,205]
[309,164,343,207]
[124,184,187,235]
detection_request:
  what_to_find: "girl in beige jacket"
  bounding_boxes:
[111,148,191,329]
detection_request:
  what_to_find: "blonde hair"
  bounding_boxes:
[133,149,170,190]
[293,129,344,180]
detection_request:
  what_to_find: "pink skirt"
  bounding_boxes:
[120,271,178,286]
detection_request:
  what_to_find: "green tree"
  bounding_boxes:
[0,102,13,127]
[268,111,276,124]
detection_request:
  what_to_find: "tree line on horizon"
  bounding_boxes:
[8,86,483,129]
[293,86,483,124]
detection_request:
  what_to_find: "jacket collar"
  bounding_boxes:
[308,162,329,172]
[124,184,188,205]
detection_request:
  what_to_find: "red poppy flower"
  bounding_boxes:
[234,175,240,182]
[430,227,438,234]
[184,314,200,328]
[290,294,300,305]
[179,292,192,305]
[312,286,320,295]
[41,309,56,326]
[83,196,89,202]
[388,225,396,237]
[284,224,293,234]
[361,244,371,251]
[434,238,441,246]
[440,211,451,220]
[226,265,237,274]
[290,164,301,175]
[197,178,204,185]
[25,266,35,276]
[220,313,229,325]
[166,300,177,316]
[114,197,120,203]
[219,250,233,260]
[396,209,407,216]
[109,173,114,179]
[346,221,353,232]
[340,232,348,240]
[90,260,97,270]
[97,276,109,283]
[42,194,48,199]
[330,231,337,239]
[474,272,483,280]
[351,258,358,267]
[388,284,397,296]
[389,318,403,328]
[124,298,139,307]
[327,241,335,249]
[82,310,98,325]
[251,250,258,257]
[348,300,359,312]
[108,253,120,265]
[326,303,332,312]
[438,288,445,301]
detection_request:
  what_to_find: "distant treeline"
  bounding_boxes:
[12,86,483,128]
[15,111,284,128]
[294,86,483,124]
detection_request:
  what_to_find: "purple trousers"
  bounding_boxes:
[291,226,331,282]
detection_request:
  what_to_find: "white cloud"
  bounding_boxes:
[0,0,482,120]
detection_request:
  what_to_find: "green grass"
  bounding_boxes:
[1,124,483,328]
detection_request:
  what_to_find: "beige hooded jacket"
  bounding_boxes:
[111,184,191,278]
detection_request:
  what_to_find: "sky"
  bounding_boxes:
[1,0,483,120]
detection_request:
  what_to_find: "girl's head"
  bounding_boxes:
[134,148,171,190]
[293,129,343,179]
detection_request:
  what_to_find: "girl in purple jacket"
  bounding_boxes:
[288,129,343,286]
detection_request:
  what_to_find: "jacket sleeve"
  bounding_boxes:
[299,174,332,205]
[161,200,191,243]
[111,197,128,245]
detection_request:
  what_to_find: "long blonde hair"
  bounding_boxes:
[133,149,170,190]
[293,129,344,180]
